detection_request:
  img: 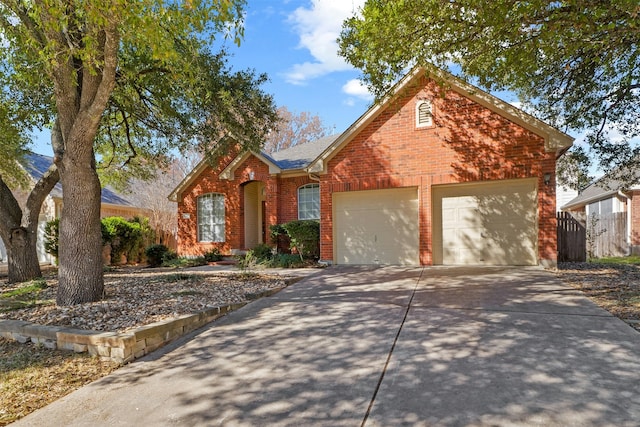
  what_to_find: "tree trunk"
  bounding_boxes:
[0,162,60,283]
[56,154,104,305]
[5,227,42,283]
[0,177,42,283]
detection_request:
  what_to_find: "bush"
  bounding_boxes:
[250,243,273,262]
[145,244,169,267]
[161,256,206,268]
[281,220,320,260]
[236,244,272,271]
[43,218,60,259]
[203,248,223,262]
[270,253,307,268]
[45,216,156,265]
[130,216,155,262]
[102,217,144,264]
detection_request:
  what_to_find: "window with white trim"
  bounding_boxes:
[298,183,320,220]
[416,99,433,127]
[197,193,225,242]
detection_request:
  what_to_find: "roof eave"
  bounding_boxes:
[561,190,624,210]
[168,159,209,202]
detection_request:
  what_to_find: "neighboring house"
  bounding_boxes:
[561,174,640,255]
[0,152,152,264]
[169,67,573,267]
[556,184,578,213]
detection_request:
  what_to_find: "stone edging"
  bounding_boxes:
[0,287,285,364]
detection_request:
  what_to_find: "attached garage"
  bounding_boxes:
[333,187,419,265]
[432,179,538,265]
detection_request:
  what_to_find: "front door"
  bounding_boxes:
[244,181,265,249]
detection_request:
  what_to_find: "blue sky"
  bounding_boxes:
[30,0,372,156]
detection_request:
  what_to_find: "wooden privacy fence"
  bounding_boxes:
[557,211,628,262]
[557,212,586,262]
[586,212,628,258]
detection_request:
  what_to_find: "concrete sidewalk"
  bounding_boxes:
[14,266,640,426]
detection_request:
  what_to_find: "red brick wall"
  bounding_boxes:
[176,152,317,256]
[177,75,559,266]
[321,76,557,265]
[277,176,318,223]
[177,153,278,256]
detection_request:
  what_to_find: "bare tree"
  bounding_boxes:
[127,154,203,250]
[264,107,332,153]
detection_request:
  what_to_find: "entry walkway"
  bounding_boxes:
[14,266,640,426]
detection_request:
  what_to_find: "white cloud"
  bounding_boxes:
[285,0,365,85]
[343,98,356,107]
[342,79,373,101]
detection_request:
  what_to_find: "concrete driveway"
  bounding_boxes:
[14,266,640,426]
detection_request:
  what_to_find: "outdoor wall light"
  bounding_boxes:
[544,172,552,185]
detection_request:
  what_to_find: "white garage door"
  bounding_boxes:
[432,179,538,265]
[334,187,419,265]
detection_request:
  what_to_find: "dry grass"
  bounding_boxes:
[0,338,119,426]
[556,262,640,332]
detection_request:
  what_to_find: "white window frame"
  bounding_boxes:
[197,193,225,242]
[298,183,320,220]
[416,99,433,128]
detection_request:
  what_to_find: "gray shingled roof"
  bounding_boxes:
[562,170,640,210]
[22,152,139,207]
[265,134,339,170]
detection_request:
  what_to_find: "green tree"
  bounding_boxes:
[339,1,640,177]
[0,0,276,304]
[556,145,593,192]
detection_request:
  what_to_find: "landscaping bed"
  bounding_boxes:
[556,261,640,332]
[0,267,292,425]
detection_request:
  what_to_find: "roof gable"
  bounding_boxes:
[308,66,574,174]
[168,137,338,201]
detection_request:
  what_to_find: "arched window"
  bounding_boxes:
[416,99,433,128]
[298,183,320,220]
[197,193,225,242]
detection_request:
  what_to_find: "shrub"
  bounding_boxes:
[145,244,169,267]
[45,216,156,265]
[102,217,144,264]
[237,250,258,271]
[43,218,59,259]
[250,243,273,262]
[130,216,155,262]
[270,253,306,268]
[203,248,223,262]
[281,220,320,260]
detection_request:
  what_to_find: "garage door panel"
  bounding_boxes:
[334,188,419,265]
[434,179,538,266]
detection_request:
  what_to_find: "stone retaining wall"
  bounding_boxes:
[0,287,284,364]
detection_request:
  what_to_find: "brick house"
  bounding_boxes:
[169,67,573,267]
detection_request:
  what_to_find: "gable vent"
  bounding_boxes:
[416,100,433,127]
